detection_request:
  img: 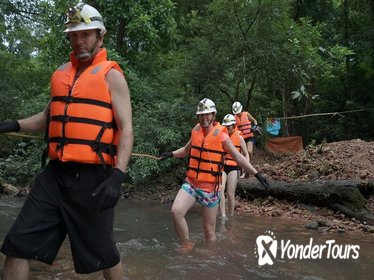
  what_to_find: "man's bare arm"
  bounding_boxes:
[107,69,134,173]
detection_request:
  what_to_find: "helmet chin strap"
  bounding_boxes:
[209,114,216,125]
[201,114,215,128]
[75,35,100,61]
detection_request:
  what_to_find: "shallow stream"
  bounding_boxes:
[0,198,373,279]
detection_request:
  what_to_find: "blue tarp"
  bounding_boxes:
[266,118,281,135]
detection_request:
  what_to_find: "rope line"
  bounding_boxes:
[1,133,161,160]
[2,107,373,158]
[131,153,161,160]
[3,132,43,140]
[268,108,374,121]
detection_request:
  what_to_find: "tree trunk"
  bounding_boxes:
[281,87,290,137]
[236,179,374,225]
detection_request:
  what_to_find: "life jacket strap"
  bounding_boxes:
[50,115,115,128]
[49,137,117,156]
[51,96,112,109]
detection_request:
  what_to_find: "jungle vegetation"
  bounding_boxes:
[0,0,373,186]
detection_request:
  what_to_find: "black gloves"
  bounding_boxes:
[255,172,270,188]
[252,125,263,136]
[161,152,173,160]
[91,168,127,211]
[0,120,20,133]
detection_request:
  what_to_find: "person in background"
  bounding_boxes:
[219,114,249,219]
[232,101,258,178]
[161,98,269,250]
[0,2,133,279]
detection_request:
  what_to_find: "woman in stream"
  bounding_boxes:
[161,98,269,251]
[219,114,249,219]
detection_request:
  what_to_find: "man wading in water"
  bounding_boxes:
[0,2,133,279]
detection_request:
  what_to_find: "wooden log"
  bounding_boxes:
[236,179,374,225]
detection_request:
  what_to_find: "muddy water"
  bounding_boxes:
[0,198,373,280]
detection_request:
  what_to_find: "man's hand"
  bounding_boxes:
[0,120,20,133]
[91,168,127,211]
[161,152,173,160]
[255,172,270,188]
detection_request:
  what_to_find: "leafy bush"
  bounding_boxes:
[0,140,45,187]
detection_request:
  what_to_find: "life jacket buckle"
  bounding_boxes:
[56,139,67,152]
[91,141,99,152]
[61,115,70,122]
[66,96,74,103]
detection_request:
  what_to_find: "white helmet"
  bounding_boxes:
[232,101,243,114]
[222,114,236,126]
[63,2,106,35]
[196,98,217,115]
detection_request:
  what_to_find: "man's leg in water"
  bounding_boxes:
[2,256,30,280]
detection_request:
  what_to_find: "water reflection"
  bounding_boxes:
[0,198,373,279]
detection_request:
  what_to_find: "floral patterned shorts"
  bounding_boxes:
[181,182,220,208]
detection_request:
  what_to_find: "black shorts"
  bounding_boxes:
[244,137,254,143]
[224,165,240,174]
[0,160,120,274]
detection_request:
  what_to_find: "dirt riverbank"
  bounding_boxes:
[127,139,374,234]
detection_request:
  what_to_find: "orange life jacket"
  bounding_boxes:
[225,130,242,166]
[235,111,253,139]
[47,48,123,165]
[187,122,226,189]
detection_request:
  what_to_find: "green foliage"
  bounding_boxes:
[0,47,50,159]
[0,52,49,118]
[127,68,193,183]
[0,0,373,187]
[92,0,177,65]
[0,140,44,186]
